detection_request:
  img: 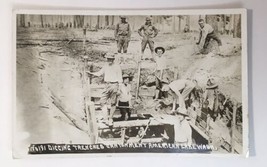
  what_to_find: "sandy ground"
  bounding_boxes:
[15,27,242,155]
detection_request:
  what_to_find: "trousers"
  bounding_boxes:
[203,31,222,49]
[117,36,130,53]
[141,37,154,53]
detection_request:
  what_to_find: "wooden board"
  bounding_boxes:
[98,119,164,130]
[98,137,163,145]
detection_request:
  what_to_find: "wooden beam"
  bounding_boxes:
[189,121,209,141]
[47,88,89,133]
[231,103,237,153]
[88,101,98,144]
[135,57,141,100]
[98,119,164,130]
[98,137,163,145]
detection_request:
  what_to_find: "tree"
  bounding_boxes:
[40,15,44,28]
[105,16,109,27]
[206,15,219,33]
[186,15,190,29]
[172,15,176,34]
[233,14,241,38]
[19,14,26,27]
[111,16,115,26]
[96,15,100,29]
[178,15,183,33]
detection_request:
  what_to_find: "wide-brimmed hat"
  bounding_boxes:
[161,78,169,84]
[105,53,116,59]
[206,78,218,89]
[122,73,133,81]
[173,107,189,117]
[155,47,165,54]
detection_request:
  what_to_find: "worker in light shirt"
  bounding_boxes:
[161,79,198,112]
[153,46,168,100]
[87,53,122,126]
[196,19,222,54]
[160,108,192,145]
[117,74,133,121]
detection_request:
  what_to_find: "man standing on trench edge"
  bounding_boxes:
[86,53,122,126]
[114,16,131,55]
[138,17,158,61]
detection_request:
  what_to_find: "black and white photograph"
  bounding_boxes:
[14,9,248,157]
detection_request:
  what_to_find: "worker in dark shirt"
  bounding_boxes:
[138,17,158,60]
[114,16,131,54]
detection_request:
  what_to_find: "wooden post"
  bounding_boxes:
[83,27,86,50]
[88,101,98,144]
[121,128,126,144]
[173,66,179,80]
[230,103,237,153]
[82,55,96,143]
[135,57,141,100]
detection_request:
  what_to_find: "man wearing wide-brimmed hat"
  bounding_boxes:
[160,107,192,145]
[203,77,219,113]
[87,53,122,126]
[154,47,168,77]
[138,16,158,60]
[114,16,131,54]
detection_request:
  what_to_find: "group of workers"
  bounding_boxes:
[114,16,222,59]
[86,16,223,145]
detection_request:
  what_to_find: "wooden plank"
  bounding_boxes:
[231,104,237,153]
[98,137,163,145]
[88,101,98,144]
[139,86,156,97]
[135,58,141,100]
[47,88,89,133]
[189,121,210,141]
[98,119,164,130]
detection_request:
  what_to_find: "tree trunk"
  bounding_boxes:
[81,15,85,28]
[206,15,219,33]
[89,16,92,29]
[132,16,135,31]
[186,15,190,29]
[96,15,100,29]
[40,15,44,28]
[172,16,176,34]
[111,16,115,26]
[178,16,182,33]
[233,14,241,38]
[159,16,163,31]
[105,16,109,27]
[222,14,226,34]
[20,14,26,27]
